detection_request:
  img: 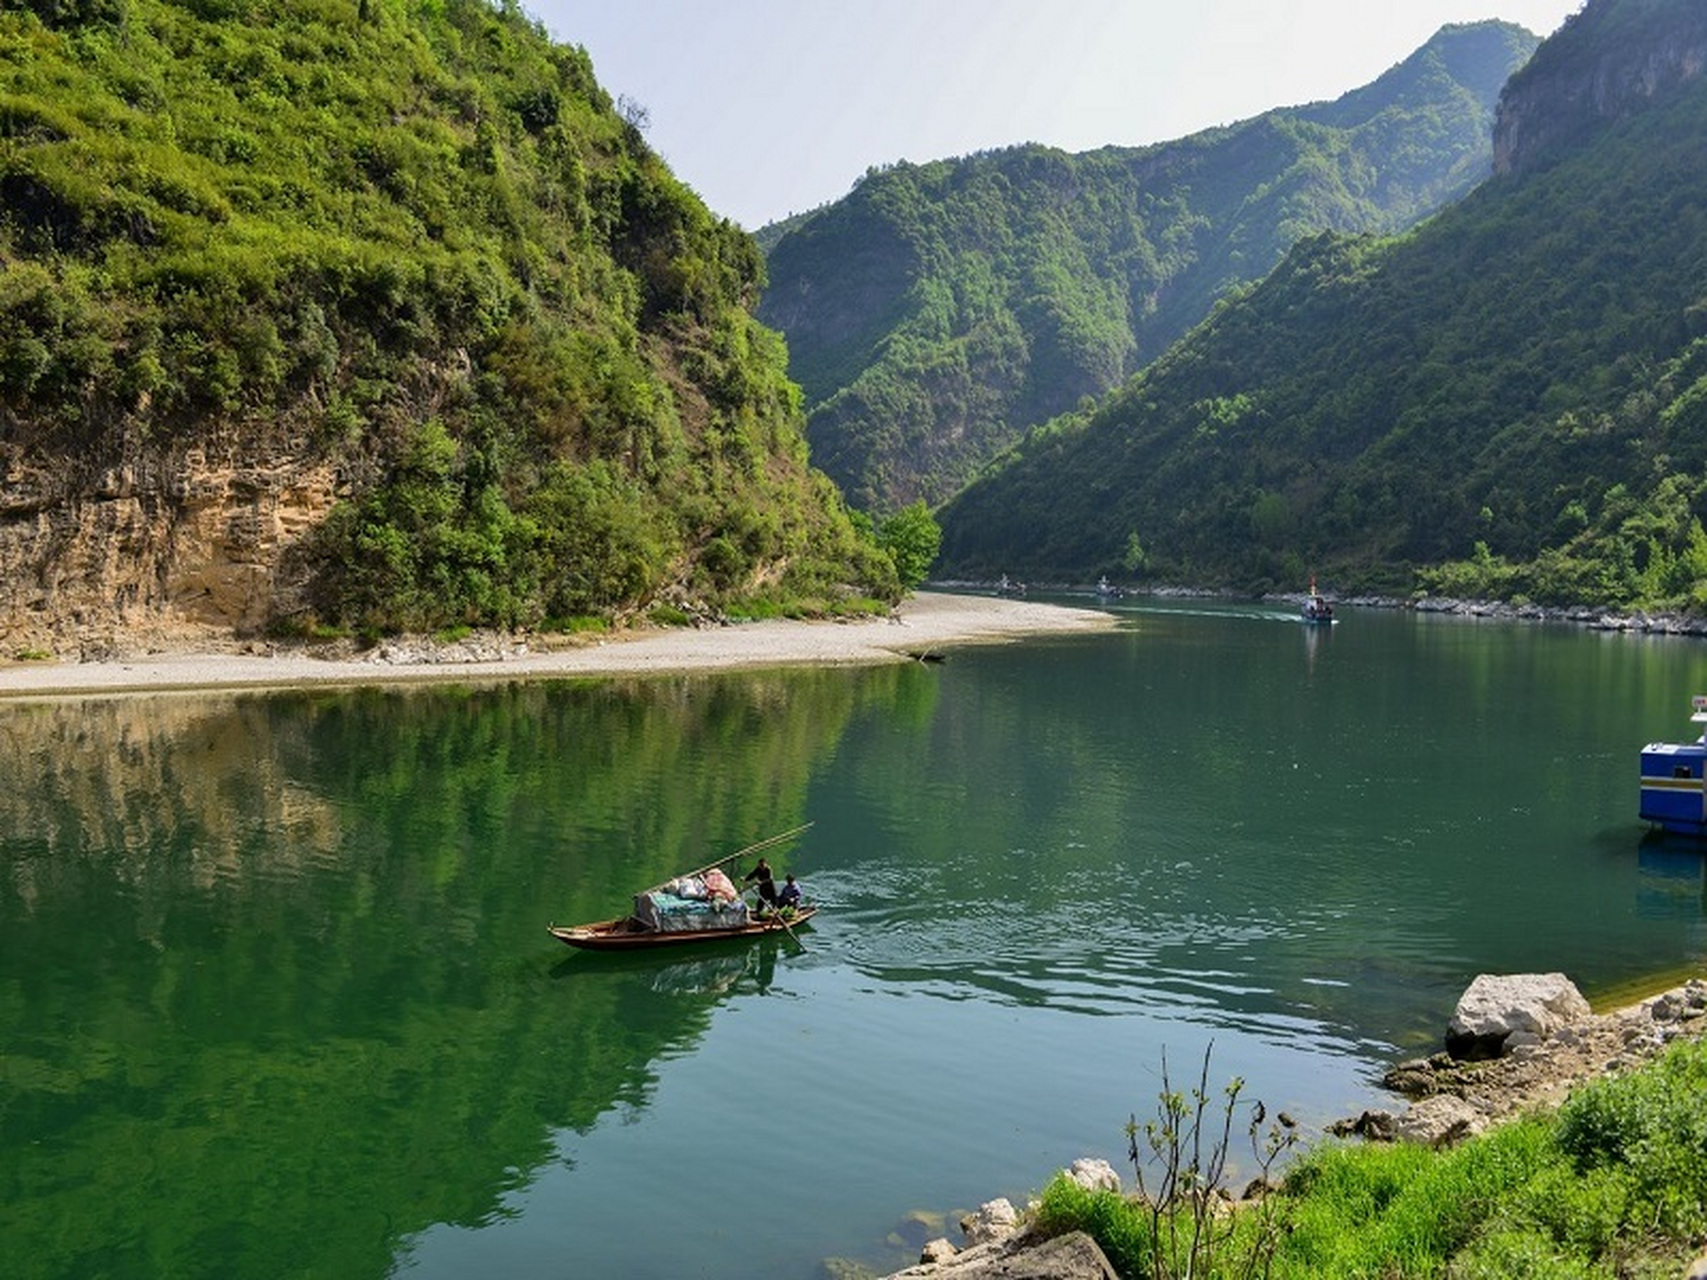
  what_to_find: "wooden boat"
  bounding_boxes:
[1640,697,1707,836]
[547,823,816,951]
[548,906,817,951]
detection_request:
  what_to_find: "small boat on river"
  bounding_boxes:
[1301,577,1335,625]
[1639,698,1707,836]
[548,906,817,951]
[548,824,815,951]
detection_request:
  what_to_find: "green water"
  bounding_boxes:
[3,597,1705,1279]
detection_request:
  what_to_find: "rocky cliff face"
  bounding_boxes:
[0,430,339,657]
[1494,0,1707,175]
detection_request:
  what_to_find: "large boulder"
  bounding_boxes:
[1445,973,1591,1061]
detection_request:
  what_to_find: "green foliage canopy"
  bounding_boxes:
[877,499,942,591]
[0,0,899,633]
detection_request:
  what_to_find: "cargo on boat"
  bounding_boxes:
[547,824,814,950]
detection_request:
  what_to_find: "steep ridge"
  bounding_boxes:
[1495,0,1707,174]
[759,22,1538,514]
[934,0,1707,612]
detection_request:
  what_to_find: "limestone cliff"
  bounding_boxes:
[1494,0,1707,176]
[0,429,341,657]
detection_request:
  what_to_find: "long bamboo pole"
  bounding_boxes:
[643,822,813,894]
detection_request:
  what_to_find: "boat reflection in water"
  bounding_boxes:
[1636,834,1707,924]
[555,936,782,997]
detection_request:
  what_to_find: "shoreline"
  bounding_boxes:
[0,590,1115,700]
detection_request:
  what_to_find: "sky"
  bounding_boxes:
[530,1,1585,231]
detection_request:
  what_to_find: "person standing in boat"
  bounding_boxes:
[742,857,778,911]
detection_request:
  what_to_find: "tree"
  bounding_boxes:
[878,501,942,592]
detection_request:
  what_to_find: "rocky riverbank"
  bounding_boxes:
[1341,973,1707,1145]
[875,972,1707,1280]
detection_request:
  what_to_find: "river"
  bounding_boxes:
[2,597,1703,1278]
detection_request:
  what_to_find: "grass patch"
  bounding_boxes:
[648,604,693,628]
[538,614,610,635]
[266,618,350,643]
[11,647,52,661]
[724,598,790,621]
[722,594,894,622]
[830,595,893,617]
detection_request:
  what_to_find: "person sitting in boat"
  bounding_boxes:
[777,874,801,912]
[742,857,778,911]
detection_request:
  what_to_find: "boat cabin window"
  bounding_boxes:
[1676,765,1696,779]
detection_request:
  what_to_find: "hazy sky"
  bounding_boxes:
[533,2,1584,230]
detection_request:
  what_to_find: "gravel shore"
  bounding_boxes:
[0,591,1115,700]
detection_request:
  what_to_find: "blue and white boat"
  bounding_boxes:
[1639,697,1707,835]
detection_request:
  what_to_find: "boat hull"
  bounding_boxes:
[547,907,817,951]
[1640,742,1707,835]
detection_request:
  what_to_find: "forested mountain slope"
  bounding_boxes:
[758,21,1538,514]
[935,0,1707,613]
[0,0,895,652]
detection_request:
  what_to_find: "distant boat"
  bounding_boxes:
[1095,575,1122,599]
[1301,577,1335,625]
[1639,698,1707,836]
[548,824,815,950]
[997,574,1026,596]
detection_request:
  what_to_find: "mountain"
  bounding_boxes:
[934,0,1707,614]
[758,21,1540,515]
[0,0,896,653]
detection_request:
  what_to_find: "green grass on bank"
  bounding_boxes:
[1031,1037,1707,1279]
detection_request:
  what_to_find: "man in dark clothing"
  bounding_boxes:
[777,874,801,911]
[742,857,778,911]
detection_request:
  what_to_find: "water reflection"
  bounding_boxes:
[0,669,888,1280]
[1302,615,1329,674]
[1637,838,1707,922]
[552,938,783,998]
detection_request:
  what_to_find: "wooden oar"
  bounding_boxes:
[737,882,808,952]
[643,822,814,894]
[770,903,807,951]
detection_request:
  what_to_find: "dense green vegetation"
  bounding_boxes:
[759,22,1537,514]
[937,0,1707,611]
[1034,1036,1707,1278]
[0,0,898,634]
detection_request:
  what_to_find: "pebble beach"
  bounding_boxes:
[0,591,1115,700]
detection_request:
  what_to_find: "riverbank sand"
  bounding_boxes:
[0,591,1115,699]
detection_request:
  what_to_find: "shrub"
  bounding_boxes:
[1556,1038,1707,1236]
